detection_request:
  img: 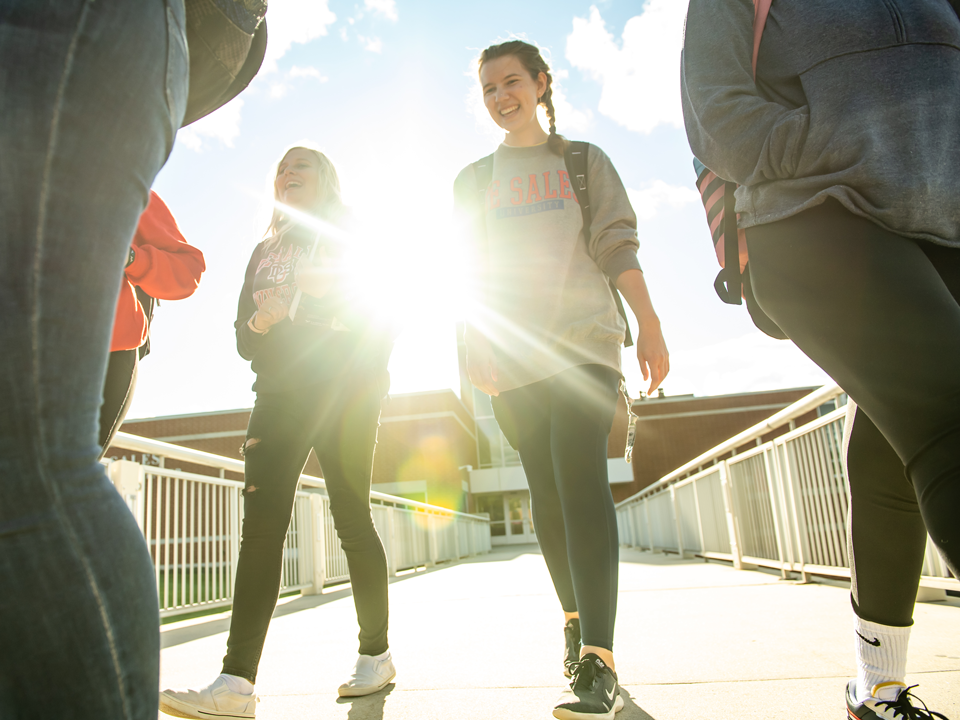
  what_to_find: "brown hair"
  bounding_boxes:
[479,39,566,156]
[264,143,345,243]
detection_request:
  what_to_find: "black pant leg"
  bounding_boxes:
[222,395,314,683]
[313,376,390,657]
[493,379,579,614]
[97,349,138,458]
[746,199,960,581]
[548,365,621,651]
[846,405,927,627]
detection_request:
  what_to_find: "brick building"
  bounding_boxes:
[112,336,836,545]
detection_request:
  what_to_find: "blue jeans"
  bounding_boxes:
[0,1,186,717]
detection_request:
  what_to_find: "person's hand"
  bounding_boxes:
[465,328,499,396]
[295,247,337,298]
[636,314,669,395]
[250,295,289,333]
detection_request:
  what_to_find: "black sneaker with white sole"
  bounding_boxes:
[563,619,581,678]
[553,653,624,720]
[845,680,949,720]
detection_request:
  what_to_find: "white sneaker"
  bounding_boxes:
[160,675,258,719]
[337,650,396,697]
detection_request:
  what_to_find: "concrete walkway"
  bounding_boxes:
[159,545,960,719]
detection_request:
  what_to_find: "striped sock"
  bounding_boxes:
[854,616,910,703]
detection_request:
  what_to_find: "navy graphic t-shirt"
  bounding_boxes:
[234,222,389,393]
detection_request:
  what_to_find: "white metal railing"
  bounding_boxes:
[616,385,958,592]
[106,432,492,618]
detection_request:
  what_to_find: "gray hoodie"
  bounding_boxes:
[681,0,960,246]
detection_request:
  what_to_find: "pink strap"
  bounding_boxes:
[752,0,772,80]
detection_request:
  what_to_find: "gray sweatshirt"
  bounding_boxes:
[682,0,960,246]
[453,142,641,392]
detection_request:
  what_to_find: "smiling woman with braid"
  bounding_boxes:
[453,40,670,720]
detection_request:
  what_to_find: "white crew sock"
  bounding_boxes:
[854,616,910,703]
[219,673,255,695]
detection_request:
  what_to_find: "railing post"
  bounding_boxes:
[383,506,397,576]
[691,478,706,555]
[670,485,685,559]
[108,459,146,532]
[719,462,743,570]
[427,514,438,567]
[453,516,461,560]
[644,500,653,552]
[761,447,790,579]
[303,494,327,595]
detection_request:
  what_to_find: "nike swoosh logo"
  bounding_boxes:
[856,631,881,647]
[605,686,616,702]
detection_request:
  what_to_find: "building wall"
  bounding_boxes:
[610,387,822,503]
[110,389,479,513]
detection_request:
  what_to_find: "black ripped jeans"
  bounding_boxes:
[221,372,389,683]
[746,199,960,628]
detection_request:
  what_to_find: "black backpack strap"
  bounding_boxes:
[713,181,744,305]
[564,141,634,348]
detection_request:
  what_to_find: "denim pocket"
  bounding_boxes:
[164,0,189,144]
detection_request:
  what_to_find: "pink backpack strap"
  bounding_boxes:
[752,0,773,80]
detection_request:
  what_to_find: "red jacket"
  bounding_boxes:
[111,192,205,352]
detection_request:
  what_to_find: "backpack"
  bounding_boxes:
[693,0,787,340]
[471,140,634,347]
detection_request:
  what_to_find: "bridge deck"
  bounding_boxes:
[159,545,960,719]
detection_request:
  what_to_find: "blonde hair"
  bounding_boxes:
[264,143,346,243]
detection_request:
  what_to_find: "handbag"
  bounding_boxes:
[182,0,268,127]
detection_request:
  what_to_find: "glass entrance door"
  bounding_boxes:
[504,492,535,544]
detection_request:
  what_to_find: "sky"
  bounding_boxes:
[132,0,830,420]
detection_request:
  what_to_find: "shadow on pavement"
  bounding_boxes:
[620,689,659,719]
[336,683,394,720]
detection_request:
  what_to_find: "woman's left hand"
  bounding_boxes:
[636,315,669,395]
[295,247,337,298]
[614,268,670,395]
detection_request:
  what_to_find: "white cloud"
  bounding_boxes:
[358,35,383,53]
[176,98,244,151]
[260,0,337,74]
[545,70,592,134]
[667,332,832,398]
[566,3,686,134]
[364,0,398,21]
[289,66,329,82]
[627,181,700,221]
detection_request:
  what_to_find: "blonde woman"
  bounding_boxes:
[161,146,395,719]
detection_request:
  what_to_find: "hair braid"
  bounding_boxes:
[479,39,567,156]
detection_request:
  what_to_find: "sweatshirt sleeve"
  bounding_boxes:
[126,192,206,299]
[584,145,642,280]
[681,0,809,186]
[235,245,264,362]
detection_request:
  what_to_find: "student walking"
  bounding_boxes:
[454,40,669,720]
[682,2,960,718]
[160,145,396,719]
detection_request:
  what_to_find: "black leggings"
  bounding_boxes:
[221,374,389,683]
[746,199,960,627]
[97,348,138,459]
[492,364,620,651]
